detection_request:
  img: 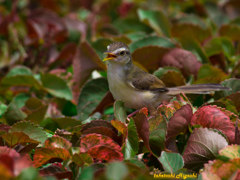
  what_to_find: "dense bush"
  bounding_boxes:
[0,0,240,179]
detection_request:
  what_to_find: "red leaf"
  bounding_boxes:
[160,48,202,78]
[133,110,151,153]
[34,148,70,168]
[166,104,192,141]
[82,126,122,146]
[0,146,20,158]
[44,135,72,150]
[88,145,123,161]
[191,105,236,143]
[80,133,123,161]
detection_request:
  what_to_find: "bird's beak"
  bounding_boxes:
[103,52,116,62]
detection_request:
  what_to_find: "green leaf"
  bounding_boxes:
[138,9,171,37]
[91,38,113,60]
[204,37,235,58]
[0,101,7,117]
[221,78,240,96]
[149,112,167,156]
[124,118,139,158]
[113,18,153,34]
[52,117,81,129]
[4,101,27,125]
[41,73,73,100]
[6,65,32,77]
[106,161,128,180]
[114,100,127,123]
[129,36,175,52]
[12,93,30,108]
[77,78,109,121]
[17,167,39,180]
[159,151,184,173]
[78,166,94,180]
[195,64,228,84]
[10,121,48,144]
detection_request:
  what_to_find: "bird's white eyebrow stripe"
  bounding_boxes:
[112,47,129,54]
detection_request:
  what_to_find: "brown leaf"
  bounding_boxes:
[72,41,106,103]
[133,110,151,153]
[132,46,170,71]
[166,104,192,141]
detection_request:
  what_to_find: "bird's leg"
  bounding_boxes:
[127,109,140,118]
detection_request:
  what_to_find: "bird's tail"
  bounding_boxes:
[167,84,230,95]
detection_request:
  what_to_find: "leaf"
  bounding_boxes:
[90,91,114,115]
[91,38,113,60]
[160,48,202,78]
[0,66,40,90]
[82,126,122,146]
[219,145,240,159]
[113,18,152,34]
[52,117,81,129]
[10,121,48,144]
[138,9,171,37]
[219,24,240,41]
[72,153,93,167]
[166,104,192,141]
[191,105,235,143]
[172,23,211,43]
[179,37,209,63]
[44,135,72,149]
[41,73,73,100]
[2,132,39,147]
[183,128,228,171]
[72,41,106,90]
[114,100,127,123]
[129,36,175,52]
[77,78,109,120]
[159,70,186,87]
[133,110,151,153]
[220,78,240,97]
[23,97,48,124]
[33,147,71,168]
[0,146,20,158]
[204,37,235,58]
[106,161,128,180]
[4,101,27,125]
[159,151,184,173]
[87,145,124,161]
[132,46,170,71]
[80,133,123,161]
[81,120,117,133]
[149,111,168,156]
[111,120,128,139]
[195,64,229,84]
[6,65,32,77]
[0,102,7,117]
[17,167,39,180]
[125,118,139,157]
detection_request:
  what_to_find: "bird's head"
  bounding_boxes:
[103,42,131,64]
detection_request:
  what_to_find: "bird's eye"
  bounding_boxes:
[119,51,125,56]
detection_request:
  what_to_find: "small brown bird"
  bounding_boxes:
[103,42,229,112]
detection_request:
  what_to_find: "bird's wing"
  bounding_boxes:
[126,65,168,92]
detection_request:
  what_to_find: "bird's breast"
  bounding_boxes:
[107,64,156,109]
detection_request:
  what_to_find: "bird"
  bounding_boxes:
[103,42,229,112]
